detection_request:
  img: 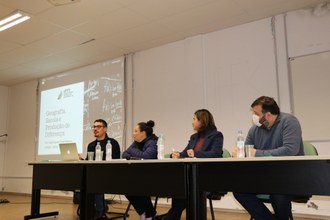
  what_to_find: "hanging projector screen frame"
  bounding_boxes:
[290,51,330,142]
[36,57,125,161]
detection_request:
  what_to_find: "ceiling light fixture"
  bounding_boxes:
[0,10,31,32]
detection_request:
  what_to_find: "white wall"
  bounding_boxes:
[286,9,330,58]
[286,8,330,155]
[131,36,206,149]
[131,17,278,152]
[3,81,37,193]
[202,18,278,149]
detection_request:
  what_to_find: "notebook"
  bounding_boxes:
[59,143,79,161]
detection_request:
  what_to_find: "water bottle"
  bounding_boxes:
[157,134,165,160]
[236,129,245,158]
[95,141,102,161]
[106,140,112,161]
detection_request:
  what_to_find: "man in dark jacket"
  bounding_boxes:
[87,119,120,219]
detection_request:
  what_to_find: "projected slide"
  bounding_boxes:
[36,57,125,160]
[38,82,84,155]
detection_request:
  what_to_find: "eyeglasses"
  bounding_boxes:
[92,125,105,129]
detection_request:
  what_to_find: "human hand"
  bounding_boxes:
[251,148,256,157]
[172,152,181,158]
[187,149,195,158]
[231,147,238,157]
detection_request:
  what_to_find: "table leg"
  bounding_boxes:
[24,188,59,219]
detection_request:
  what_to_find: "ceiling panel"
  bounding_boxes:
[0,0,52,14]
[0,39,19,53]
[234,0,324,19]
[100,22,184,50]
[26,30,92,54]
[37,0,125,28]
[0,60,11,71]
[0,18,65,45]
[0,63,41,85]
[0,44,51,65]
[0,0,324,86]
[72,7,151,39]
[46,38,126,63]
[126,33,187,54]
[176,12,252,38]
[117,0,216,20]
[156,0,247,36]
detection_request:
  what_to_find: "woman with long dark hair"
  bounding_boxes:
[162,109,224,220]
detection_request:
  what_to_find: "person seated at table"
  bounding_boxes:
[80,119,121,219]
[160,109,224,220]
[232,96,304,220]
[123,120,158,220]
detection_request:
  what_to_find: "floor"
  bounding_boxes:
[0,193,322,220]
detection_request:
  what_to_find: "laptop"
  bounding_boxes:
[59,143,79,161]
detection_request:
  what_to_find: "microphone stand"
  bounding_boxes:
[0,133,9,203]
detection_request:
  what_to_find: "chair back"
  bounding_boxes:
[292,141,318,203]
[256,142,318,204]
[207,148,230,201]
[222,148,231,158]
[303,141,318,156]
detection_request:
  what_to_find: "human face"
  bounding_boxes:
[132,125,146,142]
[192,115,202,131]
[92,122,107,140]
[251,105,270,128]
[252,104,263,117]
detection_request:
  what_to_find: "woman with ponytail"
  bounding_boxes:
[122,120,158,220]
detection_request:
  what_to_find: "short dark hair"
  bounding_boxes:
[251,96,280,115]
[138,120,155,137]
[194,109,217,132]
[94,119,108,127]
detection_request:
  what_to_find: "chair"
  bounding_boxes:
[105,198,131,220]
[75,193,131,220]
[222,148,231,158]
[303,141,318,156]
[249,141,318,220]
[287,141,318,205]
[208,148,231,220]
[155,150,230,220]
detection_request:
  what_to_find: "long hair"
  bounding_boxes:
[194,109,217,132]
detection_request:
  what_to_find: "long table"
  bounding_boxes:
[24,162,86,219]
[25,156,330,220]
[194,156,330,219]
[84,161,189,219]
[24,160,191,220]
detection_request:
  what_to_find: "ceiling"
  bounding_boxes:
[0,0,324,86]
